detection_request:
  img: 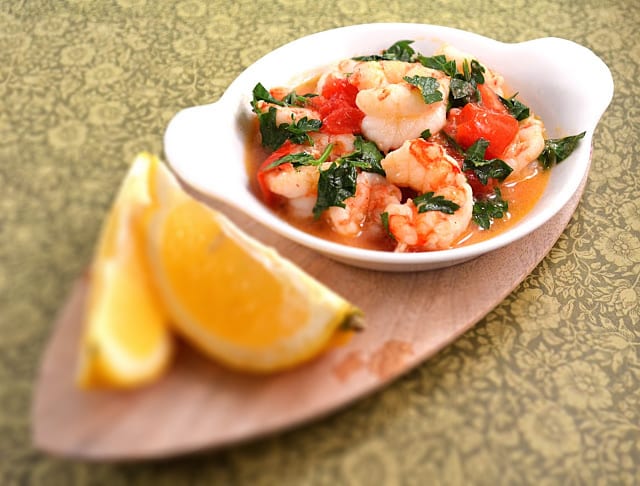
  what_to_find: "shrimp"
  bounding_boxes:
[500,116,545,177]
[437,44,506,96]
[352,61,451,153]
[325,172,401,237]
[261,134,357,218]
[316,58,359,93]
[381,139,473,251]
[254,100,321,127]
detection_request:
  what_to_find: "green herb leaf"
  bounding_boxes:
[339,136,385,175]
[283,116,322,145]
[538,132,586,169]
[353,40,416,62]
[417,54,458,77]
[499,93,530,121]
[403,75,443,104]
[467,60,486,85]
[311,137,386,217]
[380,212,395,240]
[256,109,322,151]
[420,129,432,139]
[256,107,289,150]
[462,139,513,184]
[446,59,486,109]
[472,187,509,229]
[313,162,358,219]
[282,90,318,107]
[413,191,460,215]
[264,143,334,170]
[251,83,285,112]
[450,77,477,102]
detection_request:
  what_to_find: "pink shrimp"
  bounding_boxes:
[381,139,473,251]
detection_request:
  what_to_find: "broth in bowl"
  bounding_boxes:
[246,40,583,253]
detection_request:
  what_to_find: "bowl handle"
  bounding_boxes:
[163,100,251,208]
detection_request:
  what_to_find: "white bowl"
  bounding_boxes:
[164,23,613,272]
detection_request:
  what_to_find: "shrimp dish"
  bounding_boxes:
[247,41,585,252]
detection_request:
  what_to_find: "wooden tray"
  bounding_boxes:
[31,172,587,462]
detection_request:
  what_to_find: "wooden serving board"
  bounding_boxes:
[32,171,588,462]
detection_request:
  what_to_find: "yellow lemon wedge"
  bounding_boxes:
[77,153,173,388]
[145,158,363,374]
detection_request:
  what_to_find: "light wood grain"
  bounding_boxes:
[31,171,588,462]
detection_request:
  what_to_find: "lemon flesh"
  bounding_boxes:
[146,162,361,373]
[77,153,173,388]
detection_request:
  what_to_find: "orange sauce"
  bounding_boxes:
[245,72,551,253]
[245,125,550,253]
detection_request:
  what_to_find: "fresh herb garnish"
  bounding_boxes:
[254,107,322,151]
[403,75,443,104]
[283,116,322,145]
[472,187,509,229]
[338,136,386,175]
[462,139,513,184]
[416,54,458,78]
[448,59,485,108]
[538,132,586,169]
[255,107,288,151]
[380,212,395,240]
[353,40,416,62]
[420,129,432,139]
[264,143,334,170]
[499,93,530,121]
[311,137,386,218]
[418,56,486,109]
[413,191,460,215]
[313,162,358,219]
[251,82,285,111]
[282,90,318,107]
[251,83,322,150]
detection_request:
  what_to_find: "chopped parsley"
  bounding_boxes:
[413,191,460,214]
[251,82,285,110]
[312,137,386,218]
[353,40,417,62]
[416,54,457,78]
[403,75,443,104]
[472,188,509,229]
[462,139,513,185]
[380,212,395,240]
[538,132,587,169]
[499,93,530,121]
[313,162,358,219]
[251,83,322,150]
[420,129,432,139]
[264,143,334,170]
[282,90,318,107]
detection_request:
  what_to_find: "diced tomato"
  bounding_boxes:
[464,170,498,197]
[257,141,295,204]
[309,76,364,135]
[444,92,518,160]
[477,83,508,114]
[321,76,359,105]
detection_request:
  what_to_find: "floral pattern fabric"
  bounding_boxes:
[1,0,639,484]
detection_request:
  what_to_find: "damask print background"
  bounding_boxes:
[1,0,639,484]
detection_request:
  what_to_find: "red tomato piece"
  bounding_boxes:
[321,76,359,106]
[310,76,364,135]
[464,170,498,197]
[444,99,518,159]
[320,102,364,134]
[257,141,295,204]
[477,83,508,114]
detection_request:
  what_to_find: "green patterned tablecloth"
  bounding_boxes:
[1,1,639,484]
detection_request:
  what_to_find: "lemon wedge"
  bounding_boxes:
[145,158,362,373]
[77,153,173,388]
